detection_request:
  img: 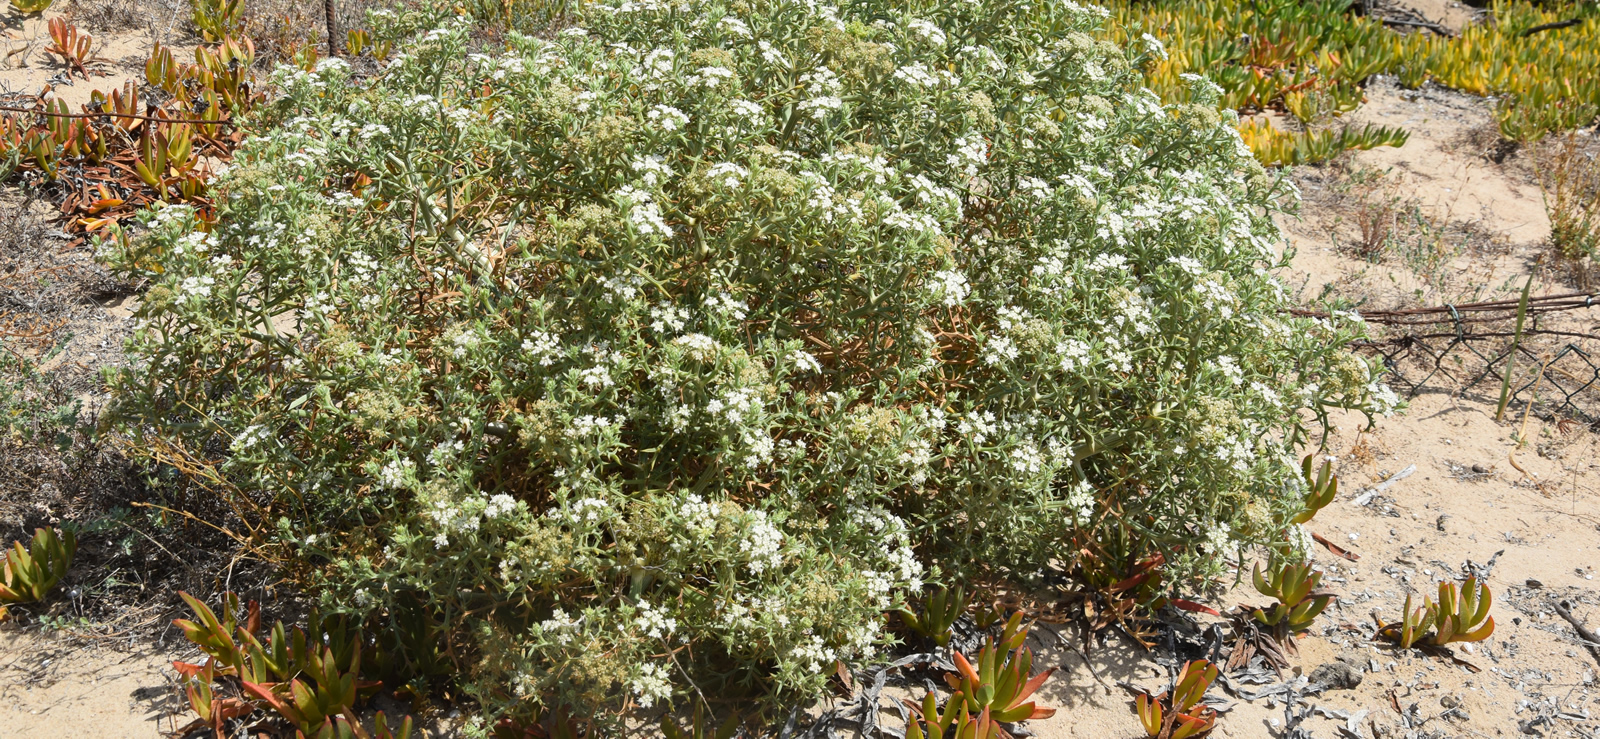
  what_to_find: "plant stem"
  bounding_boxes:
[1495,274,1534,422]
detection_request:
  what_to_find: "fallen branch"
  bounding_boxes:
[1351,465,1415,507]
[1378,17,1451,36]
[1521,19,1582,38]
[1552,600,1600,670]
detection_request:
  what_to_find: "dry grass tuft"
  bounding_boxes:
[1536,131,1600,288]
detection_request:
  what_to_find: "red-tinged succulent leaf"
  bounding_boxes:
[1310,532,1359,561]
[1455,616,1495,643]
[1012,666,1055,706]
[1170,710,1215,739]
[172,661,205,679]
[214,697,255,722]
[1170,598,1220,616]
[952,650,981,686]
[241,680,302,723]
[1110,570,1156,594]
[1136,693,1162,735]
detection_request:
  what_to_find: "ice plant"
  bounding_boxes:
[1427,577,1495,646]
[0,527,77,604]
[897,585,969,647]
[942,612,1057,722]
[1251,561,1334,634]
[1136,659,1219,739]
[1376,592,1435,650]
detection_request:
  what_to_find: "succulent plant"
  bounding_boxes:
[1136,659,1219,739]
[897,585,969,647]
[0,527,77,604]
[1251,561,1335,634]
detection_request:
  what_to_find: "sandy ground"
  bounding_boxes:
[0,630,189,737]
[3,5,1600,739]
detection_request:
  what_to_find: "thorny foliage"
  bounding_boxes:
[99,0,1393,722]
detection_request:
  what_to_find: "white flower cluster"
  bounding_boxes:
[376,458,414,490]
[677,493,719,539]
[739,511,784,575]
[631,663,672,708]
[929,269,970,306]
[615,186,672,237]
[230,425,271,453]
[635,600,677,638]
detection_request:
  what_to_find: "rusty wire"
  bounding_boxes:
[1297,292,1600,423]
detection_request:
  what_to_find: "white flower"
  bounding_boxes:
[1141,33,1168,60]
[799,95,842,119]
[1169,255,1205,276]
[522,331,561,366]
[578,365,613,388]
[451,329,482,359]
[614,186,672,238]
[791,635,835,674]
[230,424,270,453]
[635,600,677,639]
[898,439,933,485]
[376,458,414,489]
[631,663,672,709]
[884,210,942,234]
[688,65,735,87]
[984,335,1018,366]
[539,608,580,645]
[1216,356,1244,385]
[956,410,996,445]
[678,493,718,538]
[893,63,937,88]
[630,155,674,187]
[1065,480,1095,521]
[741,430,775,469]
[729,98,767,127]
[1020,176,1052,200]
[704,292,747,320]
[646,104,689,131]
[946,133,988,177]
[1289,524,1315,559]
[757,40,786,66]
[1088,253,1128,272]
[673,333,720,360]
[789,350,822,374]
[708,386,761,424]
[485,494,518,518]
[906,18,947,46]
[1009,442,1043,475]
[708,161,749,188]
[1056,339,1090,373]
[178,275,215,302]
[740,512,784,575]
[1196,278,1236,318]
[929,269,970,306]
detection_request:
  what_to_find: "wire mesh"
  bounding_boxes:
[1298,292,1600,425]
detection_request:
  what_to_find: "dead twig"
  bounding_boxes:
[1521,19,1582,38]
[1552,600,1600,670]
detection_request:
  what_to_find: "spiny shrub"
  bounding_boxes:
[101,0,1392,722]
